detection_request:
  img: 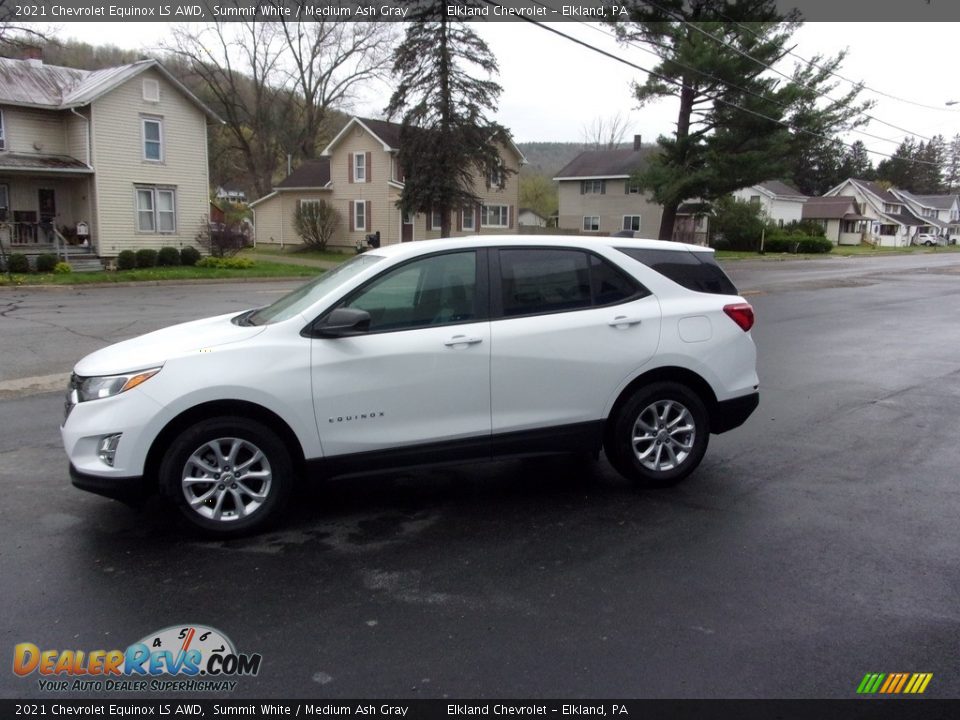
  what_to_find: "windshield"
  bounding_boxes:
[246,254,384,325]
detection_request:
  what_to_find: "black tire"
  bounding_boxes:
[160,416,294,537]
[604,381,709,488]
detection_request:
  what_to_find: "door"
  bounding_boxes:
[311,249,490,458]
[38,189,55,241]
[489,248,661,435]
[401,211,414,242]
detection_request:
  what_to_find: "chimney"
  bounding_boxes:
[22,46,43,65]
[633,134,643,151]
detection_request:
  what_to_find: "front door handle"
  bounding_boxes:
[608,315,643,328]
[444,335,483,347]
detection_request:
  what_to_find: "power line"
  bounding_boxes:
[476,1,941,167]
[634,0,936,142]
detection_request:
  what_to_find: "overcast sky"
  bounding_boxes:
[55,21,960,163]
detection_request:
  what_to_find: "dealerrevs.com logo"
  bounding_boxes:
[13,625,262,693]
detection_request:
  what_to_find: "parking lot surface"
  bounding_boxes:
[1,254,959,698]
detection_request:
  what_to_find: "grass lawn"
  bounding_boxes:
[716,244,960,261]
[0,260,323,286]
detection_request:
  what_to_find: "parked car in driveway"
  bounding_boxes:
[914,233,943,246]
[62,236,760,536]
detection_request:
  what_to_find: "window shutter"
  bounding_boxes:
[509,205,514,229]
[457,209,463,232]
[601,181,606,195]
[349,201,355,231]
[348,154,354,183]
[365,152,372,183]
[366,201,372,230]
[580,180,585,195]
[499,166,506,190]
[476,204,482,230]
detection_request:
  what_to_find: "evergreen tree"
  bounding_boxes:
[386,2,510,238]
[945,134,960,192]
[839,140,874,181]
[616,0,869,239]
[876,138,920,190]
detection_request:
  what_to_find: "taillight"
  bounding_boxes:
[724,303,755,332]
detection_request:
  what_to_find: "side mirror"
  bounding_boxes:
[313,308,371,338]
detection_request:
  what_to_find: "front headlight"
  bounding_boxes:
[74,368,161,403]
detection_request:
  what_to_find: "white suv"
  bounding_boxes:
[62,237,759,536]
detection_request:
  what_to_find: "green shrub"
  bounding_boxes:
[7,253,30,273]
[116,250,137,271]
[762,235,795,253]
[53,262,72,274]
[157,246,181,267]
[796,236,833,254]
[196,256,254,269]
[35,254,57,273]
[180,246,201,266]
[135,249,158,268]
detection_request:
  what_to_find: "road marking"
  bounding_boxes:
[0,372,70,400]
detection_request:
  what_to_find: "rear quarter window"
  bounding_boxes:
[616,247,739,295]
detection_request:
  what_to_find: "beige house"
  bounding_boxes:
[0,52,219,265]
[554,138,663,238]
[801,196,870,246]
[250,116,526,251]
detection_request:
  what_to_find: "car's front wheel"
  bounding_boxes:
[605,382,709,487]
[160,416,293,537]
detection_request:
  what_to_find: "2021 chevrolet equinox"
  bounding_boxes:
[62,237,759,536]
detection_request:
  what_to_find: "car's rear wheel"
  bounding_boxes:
[605,381,709,487]
[160,416,293,537]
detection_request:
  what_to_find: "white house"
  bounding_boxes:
[731,180,807,227]
[824,179,926,247]
[890,189,960,241]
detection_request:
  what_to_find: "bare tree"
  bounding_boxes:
[277,20,396,159]
[166,19,395,196]
[581,112,632,150]
[0,0,54,52]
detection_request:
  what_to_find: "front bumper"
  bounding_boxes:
[712,392,759,434]
[70,464,151,505]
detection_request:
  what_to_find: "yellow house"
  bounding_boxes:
[250,116,526,251]
[0,52,220,266]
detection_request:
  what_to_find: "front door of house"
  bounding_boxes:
[38,189,55,241]
[402,211,413,242]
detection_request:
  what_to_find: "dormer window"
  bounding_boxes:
[883,203,902,214]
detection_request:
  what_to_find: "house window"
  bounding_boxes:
[581,180,605,195]
[430,210,445,230]
[300,199,320,210]
[462,206,475,231]
[583,216,600,232]
[622,215,641,232]
[922,208,936,218]
[142,117,163,162]
[0,184,8,220]
[142,79,160,102]
[625,181,641,194]
[879,224,896,236]
[136,187,176,233]
[0,109,5,151]
[749,195,761,206]
[481,204,509,228]
[882,203,901,214]
[488,165,503,188]
[353,200,367,232]
[354,153,365,182]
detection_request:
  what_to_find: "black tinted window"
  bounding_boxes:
[616,247,738,295]
[590,255,646,305]
[499,249,591,316]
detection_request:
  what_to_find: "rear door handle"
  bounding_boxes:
[444,335,483,347]
[608,315,643,328]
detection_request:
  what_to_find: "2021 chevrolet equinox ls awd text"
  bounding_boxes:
[62,237,759,536]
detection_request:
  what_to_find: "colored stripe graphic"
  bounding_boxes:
[857,672,932,694]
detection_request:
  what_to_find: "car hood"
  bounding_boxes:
[74,312,267,377]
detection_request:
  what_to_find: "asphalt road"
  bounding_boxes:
[1,253,959,700]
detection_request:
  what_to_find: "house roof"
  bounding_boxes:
[909,193,958,210]
[851,179,899,203]
[0,56,221,121]
[802,196,860,219]
[0,152,93,173]
[757,180,806,198]
[323,116,526,164]
[275,158,332,189]
[554,146,656,179]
